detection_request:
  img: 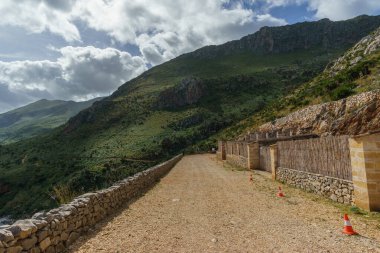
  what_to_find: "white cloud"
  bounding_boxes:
[72,0,287,64]
[0,0,287,65]
[0,0,379,112]
[0,0,80,42]
[1,1,379,66]
[0,46,147,110]
[262,0,380,21]
[308,0,380,21]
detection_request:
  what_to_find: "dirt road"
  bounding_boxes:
[69,155,380,252]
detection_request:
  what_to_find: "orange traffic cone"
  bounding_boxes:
[249,174,253,182]
[277,186,285,197]
[342,214,358,235]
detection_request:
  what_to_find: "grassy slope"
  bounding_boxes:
[0,16,379,218]
[0,98,102,144]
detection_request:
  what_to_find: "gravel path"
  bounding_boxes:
[69,154,380,253]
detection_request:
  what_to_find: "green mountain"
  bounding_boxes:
[0,98,102,144]
[227,24,380,139]
[1,15,380,218]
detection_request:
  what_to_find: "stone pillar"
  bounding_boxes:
[349,133,380,211]
[247,142,260,170]
[269,144,278,180]
[217,141,226,160]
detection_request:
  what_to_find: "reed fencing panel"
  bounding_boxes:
[259,146,272,172]
[277,136,352,180]
[226,141,248,158]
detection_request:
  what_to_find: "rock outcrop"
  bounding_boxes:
[258,90,380,136]
[186,15,380,58]
[327,26,380,74]
[157,78,205,108]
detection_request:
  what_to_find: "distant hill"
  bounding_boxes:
[0,98,102,144]
[1,15,380,218]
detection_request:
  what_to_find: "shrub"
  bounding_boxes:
[52,184,77,204]
[330,82,356,100]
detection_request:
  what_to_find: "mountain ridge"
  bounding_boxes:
[234,26,380,140]
[181,15,380,59]
[0,97,102,144]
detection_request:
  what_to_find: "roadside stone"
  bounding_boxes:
[66,232,79,246]
[39,237,51,251]
[20,235,37,250]
[0,229,14,242]
[6,239,17,246]
[31,219,48,230]
[330,194,338,202]
[30,247,41,253]
[37,230,49,242]
[6,246,23,253]
[45,245,56,253]
[60,232,68,241]
[8,220,37,239]
[56,242,65,252]
[31,212,46,220]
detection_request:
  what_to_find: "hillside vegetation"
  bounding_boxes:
[227,26,380,140]
[0,98,101,144]
[1,15,380,219]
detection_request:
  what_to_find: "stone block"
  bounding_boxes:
[8,220,37,239]
[20,235,37,250]
[39,237,51,251]
[0,229,14,242]
[6,246,23,253]
[37,230,49,242]
[56,242,66,252]
[45,245,56,253]
[30,247,41,253]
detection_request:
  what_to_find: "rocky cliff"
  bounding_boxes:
[327,26,380,74]
[186,15,380,59]
[250,23,380,137]
[257,90,380,136]
[157,78,205,108]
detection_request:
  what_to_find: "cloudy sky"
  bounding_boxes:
[0,0,380,113]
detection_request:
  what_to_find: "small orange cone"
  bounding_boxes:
[277,186,285,197]
[249,174,253,182]
[342,214,358,235]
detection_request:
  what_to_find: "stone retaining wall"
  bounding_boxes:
[0,155,182,253]
[226,154,248,169]
[276,167,354,204]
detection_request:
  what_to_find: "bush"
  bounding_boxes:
[330,83,356,100]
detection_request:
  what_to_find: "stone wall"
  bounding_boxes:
[0,155,182,253]
[226,154,247,169]
[276,167,354,204]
